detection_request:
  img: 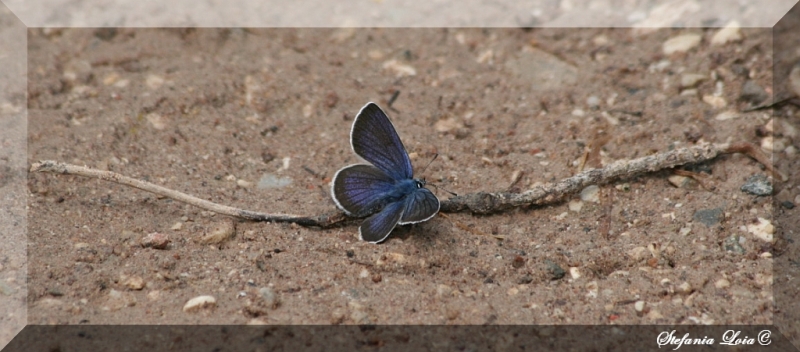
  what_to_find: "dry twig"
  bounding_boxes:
[30,142,778,229]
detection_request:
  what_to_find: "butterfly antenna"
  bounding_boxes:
[419,153,458,196]
[420,153,438,175]
[429,182,458,197]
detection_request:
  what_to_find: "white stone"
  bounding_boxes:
[680,73,706,88]
[580,185,600,203]
[382,59,416,77]
[711,21,742,45]
[183,295,216,312]
[747,217,775,243]
[702,95,727,108]
[569,267,581,279]
[568,200,583,212]
[663,34,701,55]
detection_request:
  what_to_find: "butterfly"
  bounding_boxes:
[331,102,440,243]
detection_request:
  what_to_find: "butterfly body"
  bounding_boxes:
[331,102,440,243]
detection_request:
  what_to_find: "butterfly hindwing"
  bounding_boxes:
[399,188,440,224]
[331,164,396,217]
[359,199,406,243]
[350,103,413,181]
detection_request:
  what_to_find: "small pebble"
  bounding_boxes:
[569,267,581,279]
[382,59,416,77]
[123,276,145,290]
[702,95,727,108]
[711,21,742,45]
[147,290,161,301]
[723,235,746,254]
[739,80,768,105]
[183,295,216,312]
[747,217,775,243]
[634,300,645,315]
[667,175,696,189]
[141,232,170,249]
[663,33,701,55]
[434,118,464,133]
[677,282,692,295]
[198,219,236,244]
[236,179,253,188]
[105,289,135,311]
[740,174,772,196]
[511,255,525,269]
[627,246,649,261]
[568,200,583,212]
[781,201,795,209]
[545,259,565,280]
[680,73,706,88]
[258,287,279,309]
[760,136,775,152]
[692,208,724,227]
[714,278,730,289]
[580,185,600,203]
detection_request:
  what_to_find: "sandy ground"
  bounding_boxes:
[22,27,794,331]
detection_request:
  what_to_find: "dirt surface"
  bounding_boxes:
[26,28,788,326]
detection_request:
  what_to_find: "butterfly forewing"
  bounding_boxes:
[351,103,413,181]
[399,188,440,224]
[359,200,405,243]
[331,164,396,217]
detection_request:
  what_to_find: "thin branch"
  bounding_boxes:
[30,142,777,228]
[29,160,347,227]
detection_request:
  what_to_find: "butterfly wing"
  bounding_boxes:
[359,199,405,243]
[399,188,440,224]
[350,102,413,181]
[331,164,396,218]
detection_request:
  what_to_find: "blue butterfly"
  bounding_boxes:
[331,102,440,243]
